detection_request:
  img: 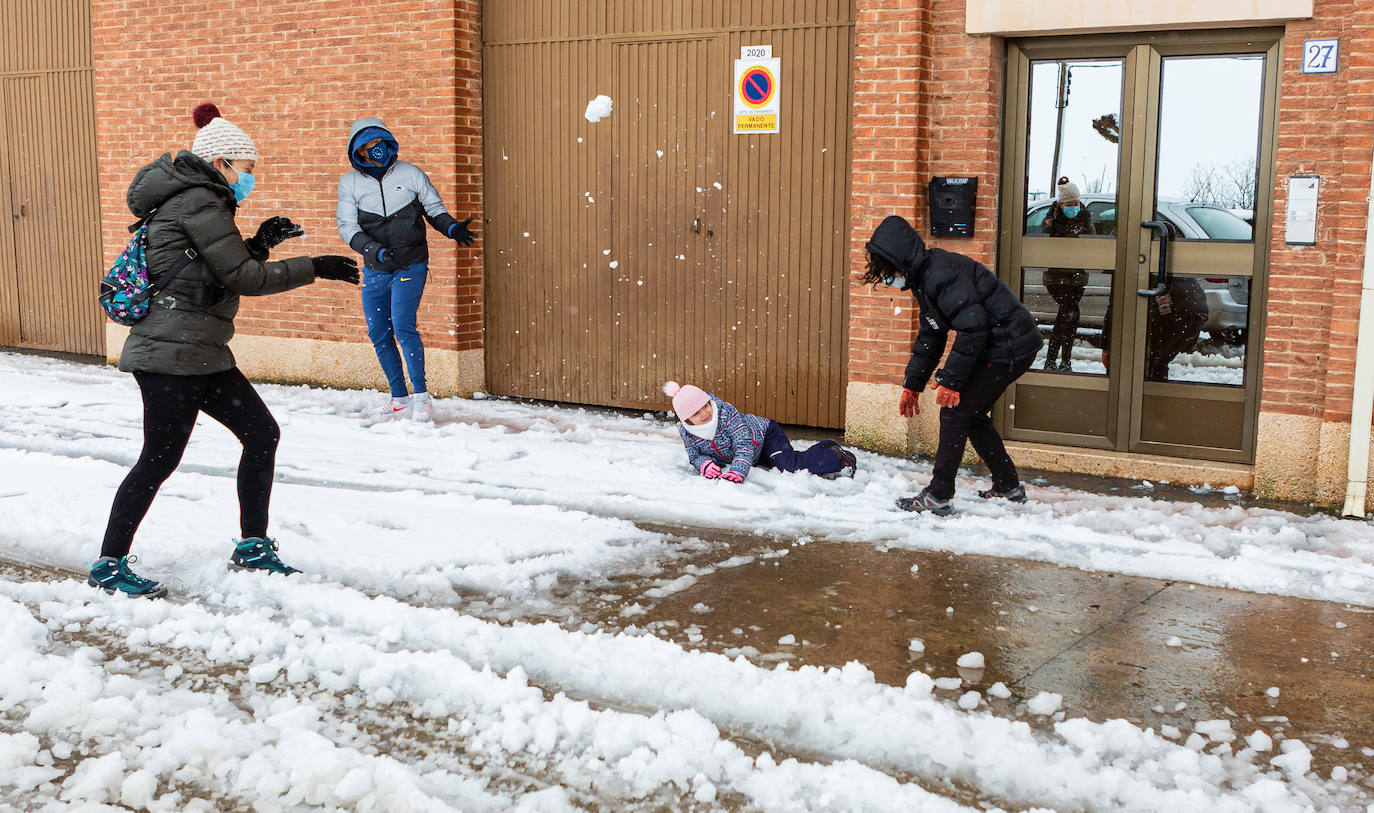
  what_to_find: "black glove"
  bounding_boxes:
[449,217,478,247]
[312,255,359,285]
[244,216,305,259]
[360,241,401,272]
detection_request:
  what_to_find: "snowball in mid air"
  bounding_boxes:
[584,95,614,122]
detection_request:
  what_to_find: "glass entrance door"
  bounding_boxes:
[999,31,1280,462]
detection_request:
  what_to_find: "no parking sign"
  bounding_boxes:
[734,52,780,134]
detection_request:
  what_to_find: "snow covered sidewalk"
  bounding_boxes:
[0,352,1370,811]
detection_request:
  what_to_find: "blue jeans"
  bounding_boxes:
[361,263,427,397]
[759,421,844,476]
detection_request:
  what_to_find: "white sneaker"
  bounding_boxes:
[362,396,412,425]
[412,392,433,423]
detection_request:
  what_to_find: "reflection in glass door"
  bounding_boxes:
[999,32,1280,462]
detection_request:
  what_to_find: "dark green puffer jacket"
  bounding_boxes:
[118,151,315,375]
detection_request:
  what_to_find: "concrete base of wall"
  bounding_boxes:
[105,323,485,398]
[1254,411,1371,508]
[844,380,1370,506]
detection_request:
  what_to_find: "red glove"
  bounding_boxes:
[721,470,745,483]
[930,380,961,408]
[898,387,920,418]
[700,461,722,479]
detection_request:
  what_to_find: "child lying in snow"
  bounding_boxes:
[664,381,856,482]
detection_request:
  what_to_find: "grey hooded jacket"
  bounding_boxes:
[118,151,316,376]
[336,117,459,270]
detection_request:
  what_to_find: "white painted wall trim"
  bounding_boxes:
[966,0,1312,36]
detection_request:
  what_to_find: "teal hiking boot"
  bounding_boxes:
[88,555,168,598]
[229,537,300,575]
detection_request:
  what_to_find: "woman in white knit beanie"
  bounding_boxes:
[92,103,361,598]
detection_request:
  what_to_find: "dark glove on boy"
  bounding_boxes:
[448,217,478,247]
[312,255,360,285]
[244,216,305,260]
[360,241,402,272]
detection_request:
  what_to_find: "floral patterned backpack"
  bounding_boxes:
[98,215,199,325]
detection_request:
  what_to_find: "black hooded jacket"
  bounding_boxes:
[866,215,1042,392]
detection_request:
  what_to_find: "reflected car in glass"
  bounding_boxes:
[1022,195,1251,344]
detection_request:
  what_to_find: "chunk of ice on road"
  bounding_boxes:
[958,691,981,710]
[1266,686,1280,698]
[1161,725,1182,739]
[1270,739,1312,776]
[1196,719,1235,743]
[1246,729,1273,752]
[934,677,962,691]
[988,682,1011,699]
[777,634,796,645]
[907,638,924,653]
[1027,691,1062,716]
[1165,636,1183,647]
[956,651,985,669]
[584,95,613,122]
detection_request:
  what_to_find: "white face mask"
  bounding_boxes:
[887,274,907,290]
[683,403,719,439]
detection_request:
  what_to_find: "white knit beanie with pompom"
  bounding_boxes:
[190,102,258,163]
[1056,176,1081,204]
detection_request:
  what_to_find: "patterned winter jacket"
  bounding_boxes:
[677,396,771,480]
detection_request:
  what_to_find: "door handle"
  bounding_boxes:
[1136,221,1170,297]
[691,216,701,234]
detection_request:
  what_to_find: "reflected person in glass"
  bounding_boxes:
[1040,177,1093,372]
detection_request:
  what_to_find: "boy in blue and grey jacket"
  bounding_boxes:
[664,381,856,482]
[337,116,478,424]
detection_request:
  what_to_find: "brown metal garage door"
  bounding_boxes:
[0,0,104,356]
[483,1,854,427]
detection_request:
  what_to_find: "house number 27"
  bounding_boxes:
[1303,39,1338,74]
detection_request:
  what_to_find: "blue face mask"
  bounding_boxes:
[226,163,255,203]
[367,141,395,165]
[887,273,907,290]
[1062,205,1081,219]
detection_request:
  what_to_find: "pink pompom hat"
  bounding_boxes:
[663,381,710,422]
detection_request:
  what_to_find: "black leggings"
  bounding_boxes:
[101,368,280,559]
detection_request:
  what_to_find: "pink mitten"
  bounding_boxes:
[721,470,745,483]
[700,461,722,479]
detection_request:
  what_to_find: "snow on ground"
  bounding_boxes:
[1,352,1371,811]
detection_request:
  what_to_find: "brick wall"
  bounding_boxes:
[1264,0,1374,424]
[91,0,483,354]
[848,0,1003,388]
[850,0,1374,434]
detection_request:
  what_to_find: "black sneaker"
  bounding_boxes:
[978,485,1028,503]
[816,440,858,479]
[896,488,953,516]
[229,537,301,575]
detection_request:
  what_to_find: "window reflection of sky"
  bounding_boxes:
[1027,60,1123,202]
[1026,56,1264,204]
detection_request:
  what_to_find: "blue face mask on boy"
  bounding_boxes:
[226,162,255,203]
[1063,205,1081,219]
[367,142,395,165]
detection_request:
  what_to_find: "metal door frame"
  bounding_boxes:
[997,29,1281,464]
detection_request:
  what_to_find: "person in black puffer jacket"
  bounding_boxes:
[863,215,1043,515]
[93,103,360,598]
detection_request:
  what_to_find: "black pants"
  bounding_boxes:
[757,421,844,476]
[1045,278,1086,366]
[101,368,280,559]
[927,356,1035,500]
